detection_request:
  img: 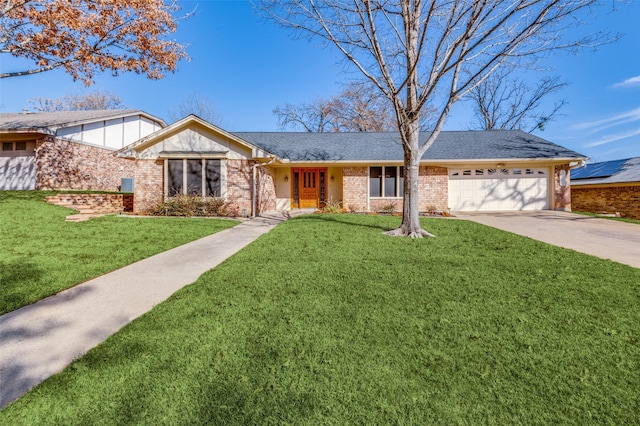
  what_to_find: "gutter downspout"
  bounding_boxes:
[252,156,277,218]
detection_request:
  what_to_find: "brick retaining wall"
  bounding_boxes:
[46,193,133,214]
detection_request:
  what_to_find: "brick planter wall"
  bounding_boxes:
[572,185,640,219]
[35,137,135,191]
[45,193,132,214]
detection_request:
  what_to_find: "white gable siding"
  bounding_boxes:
[56,114,162,150]
[83,121,104,145]
[137,125,253,160]
[105,118,123,147]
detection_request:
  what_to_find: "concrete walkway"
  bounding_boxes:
[0,211,298,409]
[458,211,640,269]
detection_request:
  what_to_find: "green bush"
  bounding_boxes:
[320,197,344,214]
[150,195,239,217]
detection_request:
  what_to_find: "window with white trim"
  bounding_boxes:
[370,166,404,197]
[167,159,221,197]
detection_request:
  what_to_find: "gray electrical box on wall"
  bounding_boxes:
[121,178,134,193]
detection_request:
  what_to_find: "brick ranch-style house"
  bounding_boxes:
[1,111,586,215]
[116,115,585,215]
[571,157,640,219]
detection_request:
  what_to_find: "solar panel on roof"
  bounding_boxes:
[571,158,629,180]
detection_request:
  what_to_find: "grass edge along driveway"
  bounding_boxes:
[1,214,638,424]
[0,191,239,315]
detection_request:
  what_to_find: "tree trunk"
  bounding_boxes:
[384,118,435,238]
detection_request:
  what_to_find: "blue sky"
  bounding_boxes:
[1,0,638,162]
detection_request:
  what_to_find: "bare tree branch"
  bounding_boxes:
[274,81,398,132]
[26,90,126,111]
[168,94,225,126]
[0,0,189,85]
[466,69,568,132]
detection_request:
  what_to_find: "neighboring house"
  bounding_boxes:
[115,114,585,215]
[0,110,165,191]
[571,157,640,219]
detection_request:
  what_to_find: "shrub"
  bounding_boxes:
[377,201,398,214]
[150,195,237,217]
[319,197,344,214]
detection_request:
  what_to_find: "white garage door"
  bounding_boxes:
[0,156,36,190]
[448,167,549,211]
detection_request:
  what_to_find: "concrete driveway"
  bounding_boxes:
[457,211,640,269]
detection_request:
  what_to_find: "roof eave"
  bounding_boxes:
[50,110,166,131]
[0,128,55,136]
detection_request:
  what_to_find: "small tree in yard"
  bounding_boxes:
[0,0,188,85]
[259,0,614,237]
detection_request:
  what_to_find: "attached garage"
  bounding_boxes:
[1,140,36,190]
[0,156,36,190]
[448,167,549,211]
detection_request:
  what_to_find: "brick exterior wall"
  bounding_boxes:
[134,159,164,213]
[257,166,277,213]
[554,165,572,211]
[342,167,368,212]
[35,136,135,191]
[226,159,253,215]
[572,185,640,219]
[131,159,265,215]
[418,166,448,212]
[342,165,449,213]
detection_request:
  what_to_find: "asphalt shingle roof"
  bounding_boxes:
[233,130,585,162]
[572,157,640,185]
[0,110,161,132]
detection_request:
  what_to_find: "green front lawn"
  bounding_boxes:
[574,211,640,224]
[2,214,638,423]
[0,191,239,314]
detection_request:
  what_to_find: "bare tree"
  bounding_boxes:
[274,97,335,132]
[466,70,568,132]
[168,94,225,126]
[27,90,126,112]
[274,81,396,132]
[259,0,613,237]
[1,0,189,85]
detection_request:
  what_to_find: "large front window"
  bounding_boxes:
[370,166,404,197]
[167,159,221,198]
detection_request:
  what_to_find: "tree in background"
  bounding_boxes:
[27,90,126,111]
[274,81,396,132]
[260,0,613,237]
[466,70,568,132]
[167,94,225,126]
[0,0,188,85]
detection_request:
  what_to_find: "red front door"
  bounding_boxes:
[292,168,327,208]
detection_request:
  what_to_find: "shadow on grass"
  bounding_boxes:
[291,213,400,232]
[0,261,43,314]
